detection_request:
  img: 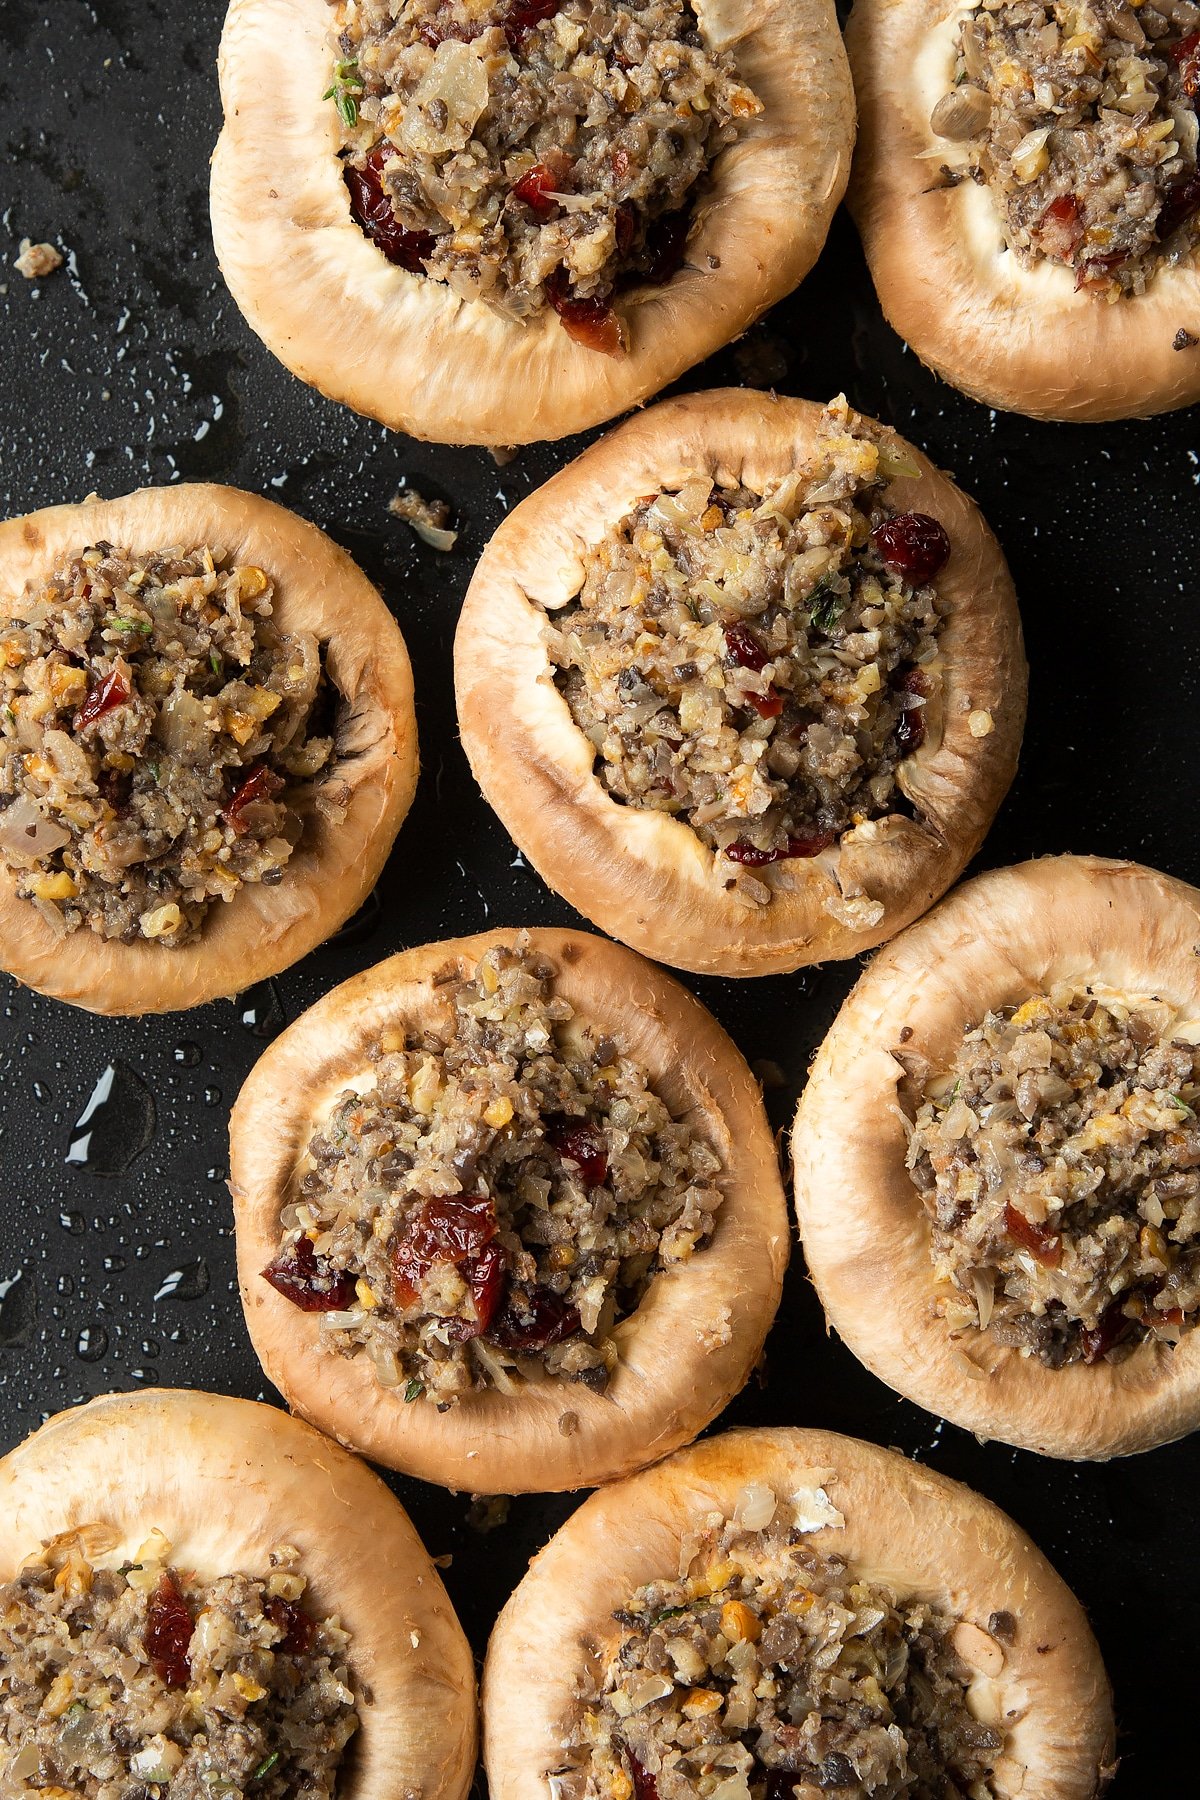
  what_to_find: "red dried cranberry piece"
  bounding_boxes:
[1035,194,1082,263]
[74,667,131,732]
[261,1235,357,1313]
[265,1594,317,1655]
[724,622,769,673]
[502,0,562,49]
[1157,172,1200,243]
[512,163,561,218]
[488,1283,581,1351]
[871,512,951,584]
[1074,249,1129,290]
[627,1755,660,1800]
[391,1193,499,1306]
[1170,28,1200,94]
[746,687,784,719]
[611,146,632,180]
[894,666,927,756]
[345,148,436,272]
[1080,1298,1134,1365]
[222,765,285,835]
[724,831,835,868]
[614,200,638,258]
[544,269,625,355]
[444,1239,508,1341]
[145,1571,193,1690]
[547,1118,608,1187]
[1003,1201,1062,1267]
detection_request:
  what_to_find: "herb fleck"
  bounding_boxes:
[323,57,363,128]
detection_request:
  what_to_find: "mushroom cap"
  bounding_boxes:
[0,1388,477,1800]
[0,483,418,1014]
[483,1425,1116,1800]
[454,387,1026,976]
[209,0,855,444]
[793,853,1200,1459]
[847,0,1200,422]
[229,926,790,1492]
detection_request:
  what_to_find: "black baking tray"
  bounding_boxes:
[1,0,1198,1787]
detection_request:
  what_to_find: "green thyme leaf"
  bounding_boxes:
[404,1378,425,1403]
[210,651,222,677]
[252,1753,281,1782]
[2,705,15,728]
[110,615,152,636]
[1168,1092,1195,1117]
[808,578,845,634]
[651,1604,690,1623]
[324,57,363,128]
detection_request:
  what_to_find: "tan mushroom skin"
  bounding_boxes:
[0,1388,477,1800]
[483,1426,1116,1800]
[209,0,855,444]
[0,484,418,1014]
[229,927,789,1493]
[793,854,1200,1459]
[454,389,1026,977]
[847,0,1200,421]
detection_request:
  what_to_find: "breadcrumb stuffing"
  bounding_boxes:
[14,238,63,280]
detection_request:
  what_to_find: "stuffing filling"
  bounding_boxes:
[262,938,723,1403]
[907,984,1200,1367]
[325,0,760,349]
[933,0,1200,294]
[0,543,337,947]
[0,1525,356,1800]
[565,1487,1003,1800]
[543,400,949,911]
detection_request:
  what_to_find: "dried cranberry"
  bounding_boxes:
[1003,1201,1062,1267]
[1035,194,1082,263]
[488,1283,581,1351]
[1170,28,1200,94]
[74,667,131,731]
[445,1239,508,1341]
[724,622,769,673]
[1156,1305,1186,1327]
[145,1571,193,1689]
[611,146,632,180]
[1158,172,1200,242]
[502,0,562,49]
[223,765,285,835]
[547,1118,608,1187]
[745,687,784,719]
[544,270,625,355]
[512,163,561,218]
[265,1594,316,1655]
[1080,1298,1135,1365]
[894,666,927,756]
[262,1235,357,1312]
[345,148,436,272]
[724,832,835,867]
[391,1193,499,1306]
[614,199,639,258]
[870,513,951,584]
[1074,250,1128,290]
[627,1755,659,1800]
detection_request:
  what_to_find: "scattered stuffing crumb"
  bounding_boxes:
[388,486,457,551]
[14,239,63,280]
[466,1494,512,1533]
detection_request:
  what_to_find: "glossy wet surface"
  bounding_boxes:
[1,1,1198,1788]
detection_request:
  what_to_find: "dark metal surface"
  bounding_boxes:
[1,0,1198,1786]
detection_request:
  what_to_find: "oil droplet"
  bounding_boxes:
[239,979,286,1040]
[76,1324,109,1363]
[129,1367,158,1383]
[59,1211,85,1236]
[0,1272,34,1348]
[103,1255,126,1273]
[153,1260,210,1303]
[141,1337,160,1357]
[173,1041,202,1068]
[57,1274,75,1296]
[203,1086,222,1108]
[32,1080,52,1104]
[65,1061,156,1176]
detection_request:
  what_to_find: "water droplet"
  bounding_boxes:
[129,1367,157,1383]
[59,1211,85,1236]
[140,1337,160,1357]
[330,888,382,947]
[173,1041,202,1068]
[206,1167,227,1185]
[65,1061,156,1176]
[103,1255,126,1273]
[203,1086,222,1108]
[153,1260,210,1303]
[76,1324,109,1363]
[56,1274,75,1296]
[239,978,286,1040]
[32,1080,52,1104]
[0,1272,34,1348]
